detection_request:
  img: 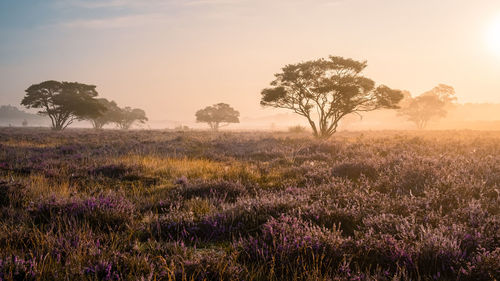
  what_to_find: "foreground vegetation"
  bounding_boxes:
[0,128,499,280]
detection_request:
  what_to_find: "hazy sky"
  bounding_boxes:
[1,0,499,121]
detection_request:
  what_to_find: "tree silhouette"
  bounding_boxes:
[421,84,457,104]
[196,103,240,131]
[260,56,403,139]
[21,81,105,130]
[399,84,456,129]
[115,107,148,130]
[85,98,122,129]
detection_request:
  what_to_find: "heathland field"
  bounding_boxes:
[0,128,499,280]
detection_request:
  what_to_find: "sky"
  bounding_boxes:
[1,0,500,123]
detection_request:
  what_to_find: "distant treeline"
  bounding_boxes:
[4,54,500,133]
[0,105,40,120]
[339,102,500,131]
[449,103,500,121]
[0,105,48,126]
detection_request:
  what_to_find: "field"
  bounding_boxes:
[0,128,499,281]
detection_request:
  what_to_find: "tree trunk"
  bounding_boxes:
[52,124,63,131]
[318,131,333,139]
[51,114,70,131]
[91,120,104,130]
[317,119,336,139]
[304,116,318,137]
[210,122,220,132]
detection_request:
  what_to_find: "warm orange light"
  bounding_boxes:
[485,16,500,57]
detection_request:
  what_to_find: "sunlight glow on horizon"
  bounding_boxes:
[485,15,500,58]
[1,0,500,122]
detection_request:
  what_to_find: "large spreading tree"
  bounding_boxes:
[398,84,456,129]
[21,80,105,130]
[195,103,240,131]
[260,56,404,139]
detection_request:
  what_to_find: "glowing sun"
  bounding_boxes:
[485,16,500,57]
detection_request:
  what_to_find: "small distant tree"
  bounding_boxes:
[174,125,190,131]
[288,125,308,134]
[398,84,456,129]
[22,119,28,127]
[85,98,121,129]
[21,80,105,130]
[114,107,148,130]
[195,103,240,131]
[260,56,403,139]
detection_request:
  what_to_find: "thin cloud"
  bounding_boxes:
[184,0,246,6]
[65,0,250,9]
[61,0,176,9]
[66,0,131,8]
[54,0,342,30]
[322,0,345,6]
[61,13,169,29]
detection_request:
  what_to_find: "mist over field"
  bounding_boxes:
[1,0,500,280]
[4,103,500,131]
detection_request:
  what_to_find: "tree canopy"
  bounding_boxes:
[21,80,105,130]
[421,84,457,104]
[114,107,148,130]
[85,98,122,129]
[398,84,456,129]
[260,56,403,138]
[195,103,240,131]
